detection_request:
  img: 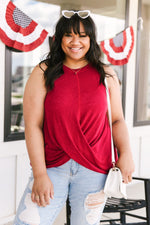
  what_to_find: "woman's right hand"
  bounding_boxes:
[31,173,54,207]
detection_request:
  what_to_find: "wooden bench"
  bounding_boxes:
[65,177,150,225]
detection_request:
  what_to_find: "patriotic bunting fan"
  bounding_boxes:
[0,0,48,52]
[100,26,134,65]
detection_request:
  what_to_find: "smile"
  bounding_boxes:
[70,47,82,52]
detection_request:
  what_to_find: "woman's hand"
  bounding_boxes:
[116,151,135,184]
[31,173,54,207]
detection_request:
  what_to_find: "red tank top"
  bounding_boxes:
[43,63,112,174]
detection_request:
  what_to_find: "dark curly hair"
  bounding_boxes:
[40,14,106,90]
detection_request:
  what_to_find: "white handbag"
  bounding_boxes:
[103,79,127,199]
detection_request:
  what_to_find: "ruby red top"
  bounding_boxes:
[43,64,113,174]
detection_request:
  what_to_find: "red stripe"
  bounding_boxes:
[109,29,127,53]
[100,41,109,59]
[106,56,128,65]
[6,1,37,36]
[0,28,48,52]
[126,26,134,60]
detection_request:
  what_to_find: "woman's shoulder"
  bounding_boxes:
[38,61,48,72]
[25,63,47,93]
[30,62,47,79]
[103,65,120,90]
[103,65,116,76]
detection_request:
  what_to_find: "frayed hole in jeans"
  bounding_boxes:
[84,190,106,209]
[19,193,40,225]
[84,190,107,225]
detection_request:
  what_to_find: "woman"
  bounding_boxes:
[14,10,134,225]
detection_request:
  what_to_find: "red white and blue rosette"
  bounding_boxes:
[0,0,48,52]
[100,26,134,65]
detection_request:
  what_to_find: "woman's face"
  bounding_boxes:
[61,22,90,65]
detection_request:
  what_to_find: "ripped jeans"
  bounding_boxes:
[13,159,107,225]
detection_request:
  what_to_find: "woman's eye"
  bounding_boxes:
[79,34,87,38]
[64,34,72,37]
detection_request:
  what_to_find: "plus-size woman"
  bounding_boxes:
[14,10,134,225]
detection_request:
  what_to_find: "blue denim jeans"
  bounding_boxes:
[13,159,107,225]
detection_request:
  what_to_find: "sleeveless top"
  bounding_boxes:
[43,63,112,174]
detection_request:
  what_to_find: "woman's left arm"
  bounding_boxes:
[105,67,135,184]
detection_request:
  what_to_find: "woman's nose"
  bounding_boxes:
[71,35,79,44]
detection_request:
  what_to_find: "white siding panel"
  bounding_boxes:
[140,136,150,177]
[130,136,141,177]
[0,156,16,218]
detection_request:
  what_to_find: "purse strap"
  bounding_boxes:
[104,79,116,165]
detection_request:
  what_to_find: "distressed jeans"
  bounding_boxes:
[13,159,107,225]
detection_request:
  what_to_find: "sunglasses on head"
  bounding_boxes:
[62,10,91,19]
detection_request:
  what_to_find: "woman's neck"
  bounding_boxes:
[63,59,89,69]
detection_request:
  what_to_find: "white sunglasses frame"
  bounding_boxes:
[62,10,91,19]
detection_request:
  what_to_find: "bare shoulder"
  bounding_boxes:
[26,63,47,93]
[23,63,48,108]
[103,65,116,76]
[103,66,124,121]
[29,62,47,81]
[38,61,48,73]
[103,65,120,90]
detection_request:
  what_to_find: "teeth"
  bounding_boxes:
[71,48,81,50]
